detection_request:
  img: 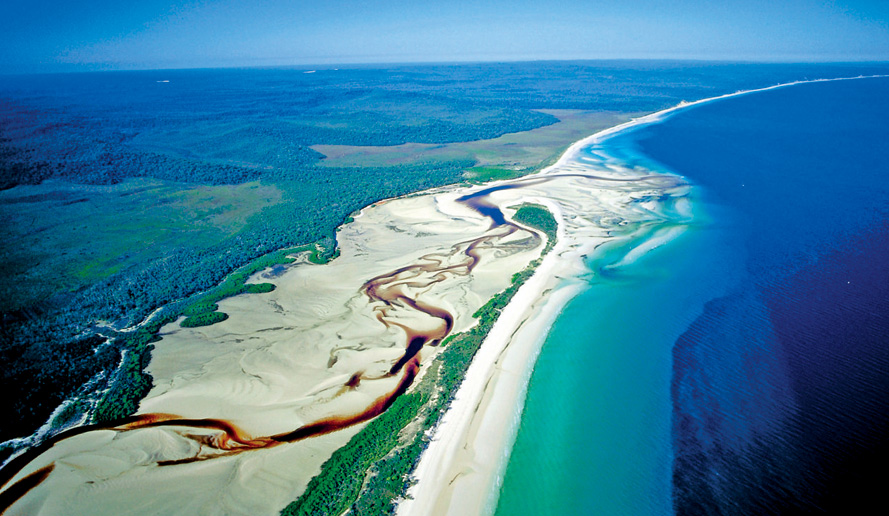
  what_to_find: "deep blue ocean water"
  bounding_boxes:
[496,77,889,515]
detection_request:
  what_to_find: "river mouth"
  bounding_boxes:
[498,76,889,516]
[0,151,687,514]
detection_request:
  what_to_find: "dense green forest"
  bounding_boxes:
[0,158,471,446]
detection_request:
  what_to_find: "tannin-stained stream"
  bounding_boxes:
[0,172,676,512]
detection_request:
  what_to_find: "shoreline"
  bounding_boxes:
[1,159,676,514]
[555,73,889,170]
[398,74,887,516]
[3,75,884,516]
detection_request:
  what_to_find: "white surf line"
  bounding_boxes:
[550,73,889,173]
[397,72,889,516]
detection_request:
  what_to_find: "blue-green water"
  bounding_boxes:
[495,189,741,515]
[496,77,889,515]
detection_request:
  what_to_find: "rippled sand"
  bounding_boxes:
[2,130,688,515]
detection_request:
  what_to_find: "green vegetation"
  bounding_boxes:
[242,283,276,294]
[88,241,341,427]
[92,329,158,424]
[284,389,431,516]
[182,302,219,317]
[180,312,229,328]
[512,203,558,251]
[281,204,557,516]
[4,61,864,455]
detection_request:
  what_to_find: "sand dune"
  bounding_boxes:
[1,133,687,516]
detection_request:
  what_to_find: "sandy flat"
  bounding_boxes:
[396,164,689,516]
[2,121,687,516]
[393,77,885,515]
[5,77,882,516]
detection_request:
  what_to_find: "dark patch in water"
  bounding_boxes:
[764,224,889,514]
[671,288,813,515]
[651,78,889,515]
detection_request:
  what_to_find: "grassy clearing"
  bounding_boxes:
[0,179,282,313]
[463,165,528,183]
[314,110,637,176]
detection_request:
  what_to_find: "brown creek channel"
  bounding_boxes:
[0,171,680,514]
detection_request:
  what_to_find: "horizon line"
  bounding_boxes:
[5,56,889,77]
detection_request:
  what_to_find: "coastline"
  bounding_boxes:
[2,155,680,514]
[397,200,682,516]
[4,75,884,516]
[555,73,889,171]
[397,229,588,516]
[398,74,888,516]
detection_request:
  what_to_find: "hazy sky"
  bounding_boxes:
[3,0,889,73]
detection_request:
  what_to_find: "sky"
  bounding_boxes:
[2,0,889,73]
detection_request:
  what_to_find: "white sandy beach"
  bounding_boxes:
[396,163,690,516]
[40,74,884,513]
[2,155,685,516]
[0,119,690,516]
[393,75,889,516]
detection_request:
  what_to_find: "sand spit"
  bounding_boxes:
[2,76,881,516]
[396,75,889,516]
[396,172,689,516]
[0,164,685,516]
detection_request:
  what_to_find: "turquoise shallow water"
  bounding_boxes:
[495,77,889,515]
[495,188,740,515]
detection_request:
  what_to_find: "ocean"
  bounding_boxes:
[495,77,889,515]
